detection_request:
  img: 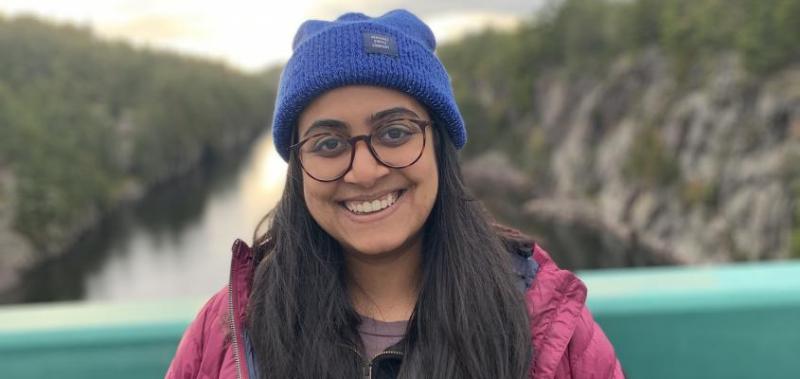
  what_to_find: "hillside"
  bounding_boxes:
[447,0,800,266]
[0,14,279,287]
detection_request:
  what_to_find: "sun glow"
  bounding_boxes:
[0,1,532,71]
[257,140,288,192]
[237,134,287,230]
[0,0,317,71]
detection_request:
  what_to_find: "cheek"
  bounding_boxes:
[303,176,337,223]
[409,148,439,214]
[424,165,439,207]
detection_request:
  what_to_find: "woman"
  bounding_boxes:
[166,9,624,379]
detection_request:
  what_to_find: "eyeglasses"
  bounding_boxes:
[290,118,430,182]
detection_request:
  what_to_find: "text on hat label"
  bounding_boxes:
[363,32,398,57]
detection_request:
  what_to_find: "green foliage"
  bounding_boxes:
[736,0,800,74]
[517,126,551,182]
[791,231,800,259]
[439,28,534,156]
[542,0,626,73]
[650,0,800,77]
[0,16,277,247]
[659,0,739,75]
[438,0,798,176]
[622,126,680,188]
[680,178,720,210]
[788,155,800,259]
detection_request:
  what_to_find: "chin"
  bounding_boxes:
[344,234,419,258]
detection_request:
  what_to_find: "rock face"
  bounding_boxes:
[463,152,682,269]
[466,49,800,265]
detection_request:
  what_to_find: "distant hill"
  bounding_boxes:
[0,14,279,262]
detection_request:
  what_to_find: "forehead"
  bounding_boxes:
[297,86,429,135]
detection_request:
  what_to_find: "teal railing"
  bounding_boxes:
[1,260,799,378]
[0,298,203,378]
[580,260,800,378]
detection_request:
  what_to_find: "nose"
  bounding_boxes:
[342,139,390,187]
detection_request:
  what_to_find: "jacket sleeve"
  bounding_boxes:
[165,291,225,379]
[567,306,625,379]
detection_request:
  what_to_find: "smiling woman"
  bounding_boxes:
[296,87,438,262]
[166,9,623,379]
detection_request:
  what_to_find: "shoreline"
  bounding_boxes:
[0,129,264,304]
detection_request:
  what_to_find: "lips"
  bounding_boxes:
[340,190,405,215]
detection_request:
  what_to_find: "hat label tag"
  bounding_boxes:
[363,32,398,57]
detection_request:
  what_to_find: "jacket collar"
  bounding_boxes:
[528,243,588,378]
[230,239,255,322]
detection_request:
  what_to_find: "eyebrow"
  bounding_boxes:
[302,119,347,137]
[369,107,420,122]
[302,107,420,137]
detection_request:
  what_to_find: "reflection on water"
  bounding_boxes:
[18,132,286,303]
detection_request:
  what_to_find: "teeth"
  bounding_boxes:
[344,191,400,214]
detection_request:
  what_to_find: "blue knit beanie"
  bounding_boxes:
[271,9,466,161]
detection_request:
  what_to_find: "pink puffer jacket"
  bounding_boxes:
[165,240,624,378]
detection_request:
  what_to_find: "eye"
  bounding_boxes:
[308,135,348,157]
[376,123,414,146]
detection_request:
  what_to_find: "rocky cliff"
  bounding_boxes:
[464,49,800,267]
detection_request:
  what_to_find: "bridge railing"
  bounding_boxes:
[2,260,799,378]
[580,260,800,378]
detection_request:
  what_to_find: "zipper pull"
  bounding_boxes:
[362,362,372,379]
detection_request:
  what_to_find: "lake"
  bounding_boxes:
[18,132,286,303]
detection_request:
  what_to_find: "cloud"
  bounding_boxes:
[0,0,546,71]
[425,11,522,43]
[308,0,546,20]
[98,15,209,40]
[305,0,545,45]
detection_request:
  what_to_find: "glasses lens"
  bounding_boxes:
[298,133,352,181]
[297,120,426,181]
[371,120,425,167]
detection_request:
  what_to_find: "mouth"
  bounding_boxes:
[339,189,406,215]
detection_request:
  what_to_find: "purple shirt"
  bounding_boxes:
[357,315,408,359]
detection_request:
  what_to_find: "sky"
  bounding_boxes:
[0,0,546,72]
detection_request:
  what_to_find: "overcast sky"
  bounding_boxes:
[0,0,546,72]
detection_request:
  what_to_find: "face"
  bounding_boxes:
[296,85,438,258]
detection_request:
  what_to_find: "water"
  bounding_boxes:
[18,132,287,303]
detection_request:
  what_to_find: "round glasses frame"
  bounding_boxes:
[289,119,431,182]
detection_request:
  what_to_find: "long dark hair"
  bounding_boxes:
[247,126,532,378]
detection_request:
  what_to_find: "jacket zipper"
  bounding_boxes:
[228,276,244,379]
[347,344,403,379]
